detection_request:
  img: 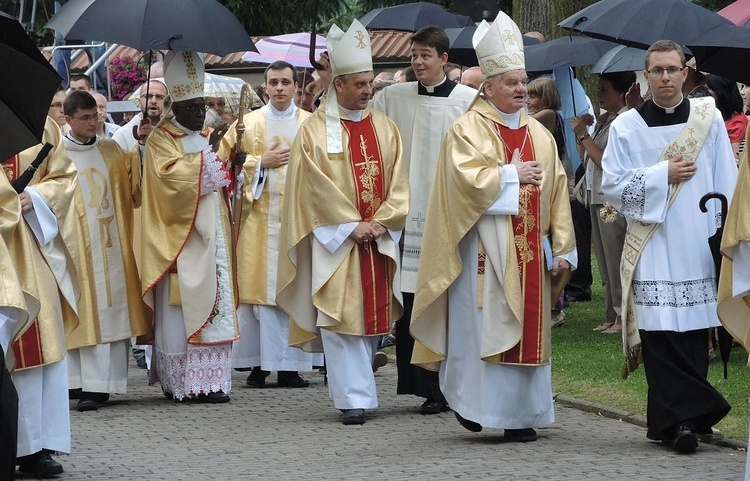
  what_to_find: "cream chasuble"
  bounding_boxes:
[63,136,148,350]
[276,107,408,351]
[220,105,310,305]
[410,98,576,371]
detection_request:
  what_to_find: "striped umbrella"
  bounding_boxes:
[242,32,326,68]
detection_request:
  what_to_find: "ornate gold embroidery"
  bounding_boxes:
[483,53,524,71]
[502,29,517,45]
[514,185,537,265]
[354,134,382,218]
[355,30,367,49]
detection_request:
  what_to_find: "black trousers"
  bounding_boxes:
[0,344,17,480]
[394,292,444,403]
[566,165,592,300]
[641,329,730,436]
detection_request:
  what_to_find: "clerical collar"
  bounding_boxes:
[339,105,363,122]
[417,76,457,97]
[636,97,689,127]
[652,94,684,114]
[263,102,296,120]
[488,101,521,129]
[64,132,97,146]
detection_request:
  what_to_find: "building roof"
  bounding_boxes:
[43,30,414,74]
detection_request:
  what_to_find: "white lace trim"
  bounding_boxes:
[152,343,232,400]
[200,147,230,196]
[632,277,717,308]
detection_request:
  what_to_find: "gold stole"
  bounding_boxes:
[342,117,392,335]
[620,98,714,377]
[491,124,544,365]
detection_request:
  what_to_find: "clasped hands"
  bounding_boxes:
[510,148,543,186]
[350,221,386,245]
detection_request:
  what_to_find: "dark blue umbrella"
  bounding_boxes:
[525,36,617,73]
[592,45,647,74]
[444,26,541,67]
[46,0,257,56]
[359,2,474,32]
[687,25,750,85]
[558,0,733,50]
[0,12,62,162]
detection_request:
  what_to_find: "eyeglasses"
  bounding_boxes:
[179,104,208,114]
[140,93,167,100]
[69,114,98,123]
[646,67,684,78]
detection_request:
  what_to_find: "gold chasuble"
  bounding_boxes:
[219,107,310,305]
[63,137,149,350]
[141,118,239,344]
[276,107,408,350]
[718,128,750,362]
[410,98,575,371]
[0,175,38,370]
[6,118,87,370]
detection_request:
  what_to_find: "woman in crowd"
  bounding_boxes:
[707,74,748,164]
[571,71,635,334]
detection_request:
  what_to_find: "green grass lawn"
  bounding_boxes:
[553,261,750,441]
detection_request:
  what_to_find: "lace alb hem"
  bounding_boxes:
[200,147,230,196]
[151,343,232,400]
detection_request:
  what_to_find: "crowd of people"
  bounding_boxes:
[2,9,750,480]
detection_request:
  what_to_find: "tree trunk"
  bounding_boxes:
[513,0,551,38]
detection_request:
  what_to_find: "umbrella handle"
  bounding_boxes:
[309,0,323,70]
[699,192,728,224]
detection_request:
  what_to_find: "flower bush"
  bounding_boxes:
[109,53,156,101]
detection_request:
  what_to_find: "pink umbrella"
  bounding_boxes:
[242,32,326,68]
[717,0,750,26]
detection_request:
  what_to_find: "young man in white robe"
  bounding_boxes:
[369,25,476,415]
[62,90,150,411]
[221,61,314,388]
[410,13,576,442]
[601,40,735,454]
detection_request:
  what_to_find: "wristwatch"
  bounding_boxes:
[576,133,590,145]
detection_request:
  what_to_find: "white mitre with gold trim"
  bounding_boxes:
[472,12,525,79]
[164,51,205,102]
[325,19,373,154]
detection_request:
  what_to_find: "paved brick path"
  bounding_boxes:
[50,360,747,480]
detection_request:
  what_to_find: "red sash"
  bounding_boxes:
[342,117,391,335]
[495,124,544,365]
[5,154,46,368]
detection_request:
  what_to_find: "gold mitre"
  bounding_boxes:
[328,19,373,77]
[164,51,205,102]
[472,12,525,79]
[325,19,373,154]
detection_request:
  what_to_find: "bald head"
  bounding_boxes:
[460,67,484,90]
[524,31,546,43]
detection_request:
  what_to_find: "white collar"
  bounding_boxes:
[339,105,363,122]
[263,102,296,120]
[420,75,447,93]
[652,95,684,114]
[489,102,522,129]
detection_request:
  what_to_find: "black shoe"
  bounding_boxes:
[76,398,98,412]
[341,409,366,425]
[454,411,482,432]
[196,391,230,404]
[133,348,147,369]
[18,451,64,478]
[504,428,537,442]
[672,423,698,454]
[68,388,82,400]
[246,367,270,388]
[420,399,449,415]
[372,351,388,372]
[277,372,310,388]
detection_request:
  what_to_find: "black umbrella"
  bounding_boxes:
[700,192,733,379]
[591,45,647,74]
[687,25,750,85]
[45,0,257,56]
[558,0,733,50]
[525,36,617,73]
[0,12,62,162]
[444,26,541,67]
[359,2,474,32]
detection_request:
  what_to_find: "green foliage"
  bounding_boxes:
[219,0,353,35]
